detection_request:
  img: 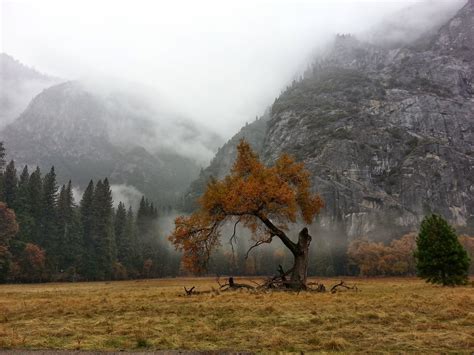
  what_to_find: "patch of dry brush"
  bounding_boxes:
[0,277,473,352]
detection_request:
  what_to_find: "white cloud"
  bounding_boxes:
[72,184,143,210]
[110,184,143,210]
[2,0,466,138]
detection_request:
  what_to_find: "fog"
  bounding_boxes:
[2,0,465,142]
[72,184,144,210]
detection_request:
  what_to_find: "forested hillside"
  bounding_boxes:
[0,142,179,282]
[0,80,213,207]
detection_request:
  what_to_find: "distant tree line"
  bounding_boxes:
[1,141,472,283]
[0,142,179,282]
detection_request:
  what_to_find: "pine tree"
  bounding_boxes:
[136,196,162,277]
[58,183,74,225]
[91,179,116,280]
[114,202,130,272]
[3,160,18,208]
[57,181,82,274]
[80,180,96,279]
[136,196,148,263]
[125,206,140,277]
[57,182,74,237]
[0,142,5,172]
[28,167,43,245]
[0,142,5,201]
[415,214,470,286]
[11,166,34,253]
[41,167,59,270]
[16,166,30,212]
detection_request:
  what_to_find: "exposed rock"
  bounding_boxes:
[185,1,474,239]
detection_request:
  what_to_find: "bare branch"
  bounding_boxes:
[245,234,274,259]
[215,274,225,288]
[330,281,359,293]
[229,217,241,245]
[184,286,195,296]
[228,217,241,263]
[256,213,298,254]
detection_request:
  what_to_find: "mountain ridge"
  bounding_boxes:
[0,53,61,128]
[0,80,204,206]
[184,0,474,240]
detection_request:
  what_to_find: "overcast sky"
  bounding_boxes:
[1,0,466,138]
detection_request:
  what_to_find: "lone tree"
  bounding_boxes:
[169,140,323,289]
[415,214,470,286]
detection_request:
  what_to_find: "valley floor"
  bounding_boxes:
[0,277,473,352]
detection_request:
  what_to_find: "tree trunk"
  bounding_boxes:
[289,227,312,289]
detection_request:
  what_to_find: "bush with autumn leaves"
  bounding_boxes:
[348,232,474,277]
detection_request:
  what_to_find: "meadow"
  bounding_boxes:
[0,277,473,352]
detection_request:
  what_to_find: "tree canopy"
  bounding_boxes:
[0,142,171,282]
[0,202,19,282]
[415,214,470,286]
[169,139,323,276]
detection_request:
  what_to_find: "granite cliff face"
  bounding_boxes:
[186,0,474,239]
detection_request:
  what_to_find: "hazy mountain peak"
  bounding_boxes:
[1,53,52,81]
[0,53,61,128]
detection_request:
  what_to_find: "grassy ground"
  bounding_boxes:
[0,277,473,353]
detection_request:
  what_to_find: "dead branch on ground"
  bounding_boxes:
[184,273,359,296]
[219,276,256,291]
[330,281,359,293]
[184,286,195,295]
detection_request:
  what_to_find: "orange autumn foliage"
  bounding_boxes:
[169,140,323,273]
[0,202,19,246]
[348,233,417,276]
[20,243,46,282]
[0,202,18,282]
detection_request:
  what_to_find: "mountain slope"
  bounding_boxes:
[185,0,474,238]
[0,81,202,205]
[183,110,269,211]
[0,53,60,128]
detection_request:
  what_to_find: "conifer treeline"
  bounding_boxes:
[0,143,178,282]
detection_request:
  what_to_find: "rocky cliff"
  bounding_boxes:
[185,0,474,239]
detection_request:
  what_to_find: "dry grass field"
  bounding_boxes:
[0,277,473,353]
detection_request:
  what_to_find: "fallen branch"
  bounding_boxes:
[307,282,326,292]
[218,277,256,291]
[184,286,195,296]
[330,281,359,293]
[245,235,274,259]
[183,286,217,296]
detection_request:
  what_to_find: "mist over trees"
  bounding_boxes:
[0,146,180,282]
[1,137,473,283]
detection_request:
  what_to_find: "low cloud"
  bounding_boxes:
[72,183,144,210]
[4,0,467,145]
[110,184,143,210]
